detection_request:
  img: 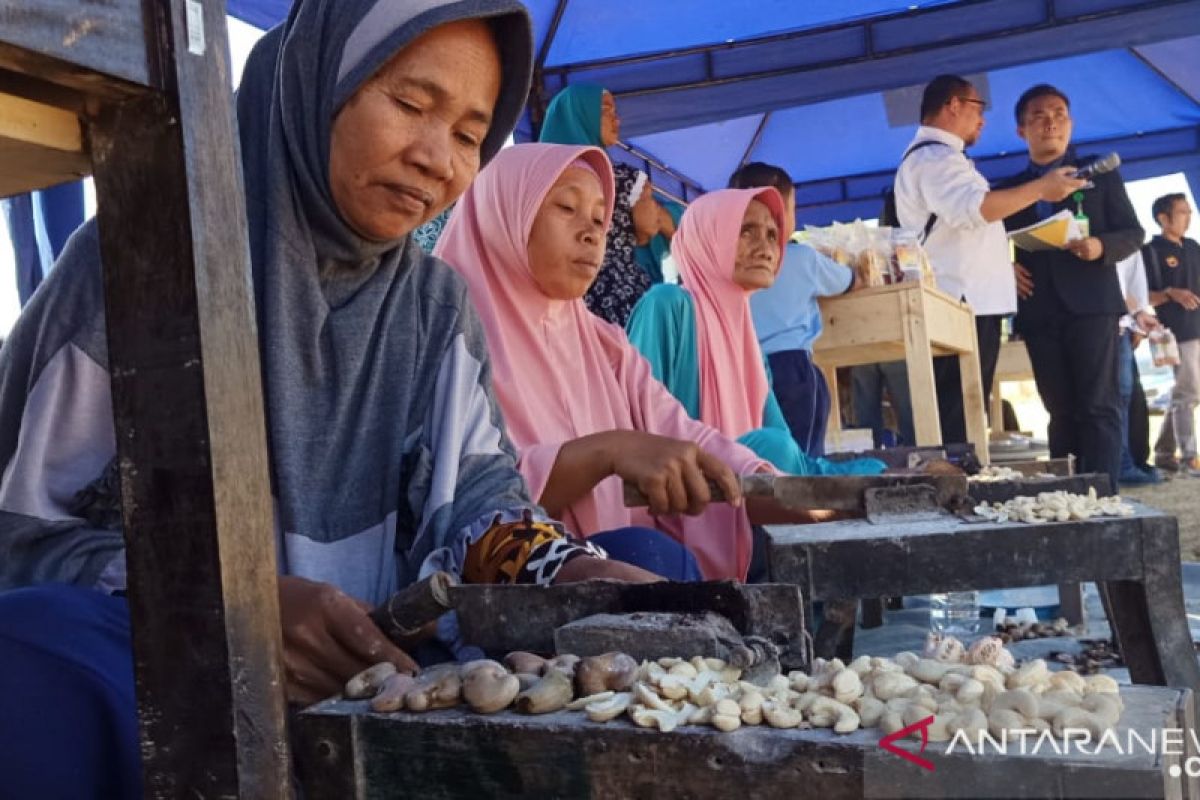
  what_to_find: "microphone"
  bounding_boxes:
[1072,152,1121,181]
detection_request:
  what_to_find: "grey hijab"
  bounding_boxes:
[234,0,533,538]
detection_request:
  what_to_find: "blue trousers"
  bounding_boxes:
[851,361,915,447]
[0,584,141,800]
[590,527,703,582]
[767,349,830,456]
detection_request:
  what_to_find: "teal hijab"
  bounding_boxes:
[539,84,605,146]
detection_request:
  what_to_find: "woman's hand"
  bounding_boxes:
[278,575,419,706]
[632,189,662,245]
[541,431,741,519]
[608,431,741,516]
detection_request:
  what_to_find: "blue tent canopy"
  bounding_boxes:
[61,1,1200,226]
[219,1,1200,225]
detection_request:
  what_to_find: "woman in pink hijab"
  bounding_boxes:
[435,143,768,581]
[626,189,887,477]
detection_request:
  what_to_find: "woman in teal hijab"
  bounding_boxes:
[539,85,659,325]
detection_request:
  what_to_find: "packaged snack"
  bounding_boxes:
[1150,328,1181,367]
[892,228,925,283]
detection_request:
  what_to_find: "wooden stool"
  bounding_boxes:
[815,283,990,463]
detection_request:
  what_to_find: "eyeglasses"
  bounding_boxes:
[955,97,987,110]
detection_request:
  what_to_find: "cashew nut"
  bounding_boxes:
[566,690,614,711]
[832,669,864,704]
[1083,674,1120,695]
[873,672,919,701]
[503,651,547,675]
[345,662,398,699]
[404,665,462,712]
[989,689,1039,719]
[630,701,696,733]
[585,691,632,723]
[575,653,638,697]
[946,708,988,739]
[908,658,953,685]
[763,701,805,729]
[989,709,1035,737]
[368,673,417,712]
[855,696,887,728]
[808,697,860,733]
[1006,660,1049,691]
[516,669,573,714]
[461,660,520,714]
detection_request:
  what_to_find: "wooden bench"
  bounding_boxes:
[767,505,1200,694]
[295,685,1197,799]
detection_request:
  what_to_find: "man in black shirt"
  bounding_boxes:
[1146,193,1200,474]
[999,85,1144,490]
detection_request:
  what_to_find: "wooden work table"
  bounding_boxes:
[767,504,1200,693]
[295,685,1196,799]
[814,282,990,463]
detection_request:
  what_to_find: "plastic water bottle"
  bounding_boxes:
[929,591,981,636]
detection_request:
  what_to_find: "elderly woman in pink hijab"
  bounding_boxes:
[435,143,768,581]
[626,189,886,477]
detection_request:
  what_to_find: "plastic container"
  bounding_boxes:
[929,591,981,636]
[1151,328,1181,368]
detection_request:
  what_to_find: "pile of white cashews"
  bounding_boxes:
[973,487,1135,524]
[343,633,1122,741]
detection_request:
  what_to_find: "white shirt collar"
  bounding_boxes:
[915,125,966,153]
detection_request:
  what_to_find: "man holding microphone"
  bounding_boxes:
[894,75,1083,446]
[1000,84,1145,489]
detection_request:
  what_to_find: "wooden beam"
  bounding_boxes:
[0,91,89,196]
[0,0,154,90]
[85,0,290,796]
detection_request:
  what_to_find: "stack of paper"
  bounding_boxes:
[1007,210,1082,252]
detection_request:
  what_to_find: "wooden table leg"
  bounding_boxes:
[1098,516,1200,690]
[958,348,990,464]
[821,364,843,450]
[901,292,942,446]
[1057,582,1085,626]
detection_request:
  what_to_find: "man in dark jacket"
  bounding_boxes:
[999,84,1144,489]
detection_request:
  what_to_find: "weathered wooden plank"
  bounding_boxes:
[0,91,89,196]
[297,685,1188,799]
[86,1,289,796]
[0,0,153,90]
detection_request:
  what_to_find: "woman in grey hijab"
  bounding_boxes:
[0,1,655,793]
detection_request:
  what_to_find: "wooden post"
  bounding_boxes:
[84,1,291,796]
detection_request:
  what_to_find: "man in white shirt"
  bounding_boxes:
[1115,250,1161,484]
[894,74,1083,444]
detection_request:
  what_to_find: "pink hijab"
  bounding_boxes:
[434,143,625,450]
[435,143,766,580]
[673,187,788,437]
